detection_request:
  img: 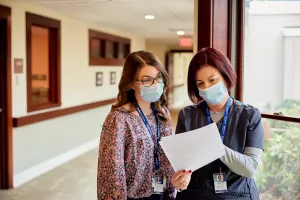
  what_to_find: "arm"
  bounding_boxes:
[220,146,262,178]
[97,112,127,200]
[220,108,264,178]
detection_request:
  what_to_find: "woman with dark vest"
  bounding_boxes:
[170,47,264,200]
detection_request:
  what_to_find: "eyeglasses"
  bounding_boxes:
[136,73,164,87]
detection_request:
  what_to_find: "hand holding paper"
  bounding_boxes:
[159,123,225,172]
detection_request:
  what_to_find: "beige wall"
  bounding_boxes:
[0,0,146,116]
[145,42,193,67]
[145,43,168,67]
[0,0,146,186]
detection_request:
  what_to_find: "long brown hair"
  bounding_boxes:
[112,50,170,121]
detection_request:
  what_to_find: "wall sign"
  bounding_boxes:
[14,58,24,74]
[96,72,103,86]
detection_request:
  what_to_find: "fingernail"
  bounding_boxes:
[188,170,192,174]
[183,170,186,173]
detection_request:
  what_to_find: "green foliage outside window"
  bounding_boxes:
[255,100,300,200]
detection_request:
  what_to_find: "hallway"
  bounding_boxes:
[0,108,183,200]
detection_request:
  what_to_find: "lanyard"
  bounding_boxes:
[205,98,232,143]
[134,102,161,171]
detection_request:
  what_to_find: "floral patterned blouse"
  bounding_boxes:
[97,106,176,200]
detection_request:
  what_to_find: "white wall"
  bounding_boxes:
[283,34,300,101]
[0,0,145,186]
[243,1,300,111]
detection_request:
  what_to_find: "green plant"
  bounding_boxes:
[255,100,300,200]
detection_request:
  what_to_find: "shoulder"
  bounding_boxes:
[178,101,204,118]
[103,107,131,127]
[233,100,261,118]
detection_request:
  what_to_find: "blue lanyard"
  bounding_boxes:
[134,102,161,171]
[205,98,232,143]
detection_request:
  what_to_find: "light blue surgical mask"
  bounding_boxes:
[198,81,228,105]
[140,82,164,103]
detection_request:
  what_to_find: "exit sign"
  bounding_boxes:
[179,37,193,47]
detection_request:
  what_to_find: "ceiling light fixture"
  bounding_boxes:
[177,31,185,36]
[144,15,155,20]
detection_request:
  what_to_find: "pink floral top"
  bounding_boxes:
[97,106,176,200]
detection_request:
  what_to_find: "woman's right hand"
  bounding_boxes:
[171,170,192,190]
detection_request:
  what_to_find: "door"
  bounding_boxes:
[165,52,174,107]
[0,5,13,189]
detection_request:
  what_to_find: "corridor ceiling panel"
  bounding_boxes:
[24,0,194,44]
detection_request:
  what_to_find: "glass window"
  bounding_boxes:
[31,26,50,106]
[106,41,114,58]
[243,0,300,118]
[118,43,125,59]
[255,119,300,200]
[91,38,101,58]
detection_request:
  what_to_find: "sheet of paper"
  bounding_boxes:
[159,123,225,172]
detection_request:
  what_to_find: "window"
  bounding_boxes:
[26,13,61,112]
[91,38,104,58]
[243,0,300,119]
[241,1,300,199]
[255,119,300,200]
[89,29,130,66]
[105,40,114,59]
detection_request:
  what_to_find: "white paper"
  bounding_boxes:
[159,123,225,172]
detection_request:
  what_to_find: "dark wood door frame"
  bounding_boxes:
[197,0,243,101]
[0,4,13,189]
[197,0,230,59]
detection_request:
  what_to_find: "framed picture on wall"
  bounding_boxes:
[110,71,116,85]
[96,72,103,86]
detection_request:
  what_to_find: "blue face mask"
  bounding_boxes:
[140,83,164,103]
[198,81,228,105]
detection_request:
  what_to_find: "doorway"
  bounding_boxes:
[0,4,13,189]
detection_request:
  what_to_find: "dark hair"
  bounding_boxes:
[112,50,170,121]
[187,47,237,103]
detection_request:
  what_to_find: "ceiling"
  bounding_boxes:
[24,0,195,44]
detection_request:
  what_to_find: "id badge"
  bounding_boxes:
[213,172,227,193]
[152,175,166,194]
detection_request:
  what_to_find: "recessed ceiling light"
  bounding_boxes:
[177,31,185,36]
[144,15,155,20]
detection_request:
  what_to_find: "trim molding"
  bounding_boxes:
[261,114,300,123]
[169,49,193,53]
[13,98,116,127]
[173,84,185,89]
[13,138,100,188]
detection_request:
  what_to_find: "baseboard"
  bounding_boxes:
[13,138,100,188]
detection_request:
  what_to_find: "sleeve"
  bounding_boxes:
[246,108,264,149]
[168,184,177,200]
[97,112,127,200]
[220,146,263,178]
[175,109,186,134]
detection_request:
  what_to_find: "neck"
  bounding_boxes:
[207,94,230,112]
[134,93,152,114]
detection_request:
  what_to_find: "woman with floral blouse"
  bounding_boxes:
[97,50,181,200]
